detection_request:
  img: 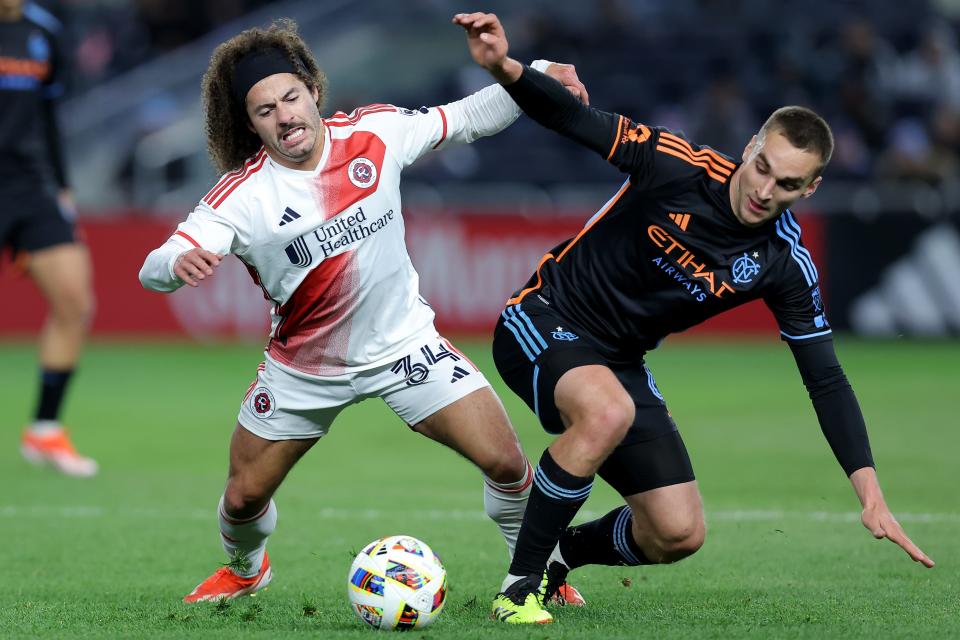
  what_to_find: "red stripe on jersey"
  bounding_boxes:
[312,131,387,219]
[210,153,268,209]
[268,250,357,376]
[174,230,201,248]
[432,106,448,149]
[203,149,266,204]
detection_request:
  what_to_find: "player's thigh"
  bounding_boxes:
[375,334,525,475]
[413,385,526,480]
[27,243,93,315]
[493,298,629,435]
[227,422,318,498]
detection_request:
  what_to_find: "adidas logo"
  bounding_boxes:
[668,212,691,231]
[450,366,470,383]
[850,223,960,336]
[279,206,302,226]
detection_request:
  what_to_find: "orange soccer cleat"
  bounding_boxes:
[21,427,98,477]
[183,553,272,603]
[545,561,586,607]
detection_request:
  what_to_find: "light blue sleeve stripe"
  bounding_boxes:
[644,366,664,401]
[775,219,815,286]
[780,329,833,340]
[501,310,536,361]
[784,212,819,281]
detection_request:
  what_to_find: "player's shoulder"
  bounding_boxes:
[324,103,403,133]
[650,126,737,186]
[22,3,62,35]
[200,148,270,213]
[770,209,820,287]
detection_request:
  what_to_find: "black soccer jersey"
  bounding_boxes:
[0,3,68,189]
[505,98,827,364]
[503,65,874,476]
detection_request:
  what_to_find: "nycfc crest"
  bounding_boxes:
[551,327,579,341]
[348,157,377,188]
[732,252,761,284]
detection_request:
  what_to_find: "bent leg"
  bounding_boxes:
[218,424,317,575]
[413,386,530,556]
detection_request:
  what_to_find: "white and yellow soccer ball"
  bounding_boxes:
[347,535,447,630]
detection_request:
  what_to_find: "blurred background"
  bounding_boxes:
[3,0,960,340]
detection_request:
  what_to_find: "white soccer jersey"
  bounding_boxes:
[141,77,543,376]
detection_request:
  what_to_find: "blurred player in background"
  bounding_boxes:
[454,12,935,624]
[140,19,588,604]
[1,0,96,477]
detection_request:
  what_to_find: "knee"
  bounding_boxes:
[481,445,528,485]
[222,482,271,519]
[647,519,705,563]
[49,287,95,328]
[576,398,635,454]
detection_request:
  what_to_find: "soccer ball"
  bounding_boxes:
[347,535,447,630]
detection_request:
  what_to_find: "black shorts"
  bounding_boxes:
[492,294,694,496]
[0,184,77,255]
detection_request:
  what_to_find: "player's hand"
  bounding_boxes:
[861,503,935,568]
[544,63,590,105]
[174,248,222,287]
[452,12,522,83]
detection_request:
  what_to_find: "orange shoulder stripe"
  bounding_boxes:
[659,132,736,170]
[657,136,734,175]
[655,144,729,183]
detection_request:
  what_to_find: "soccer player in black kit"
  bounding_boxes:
[452,12,934,624]
[1,0,96,476]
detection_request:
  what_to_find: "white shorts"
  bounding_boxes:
[237,332,489,440]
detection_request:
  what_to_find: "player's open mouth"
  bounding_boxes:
[281,127,306,146]
[747,197,766,214]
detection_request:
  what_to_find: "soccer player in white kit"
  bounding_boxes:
[139,18,589,603]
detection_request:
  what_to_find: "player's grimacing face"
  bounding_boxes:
[732,130,822,227]
[245,73,323,170]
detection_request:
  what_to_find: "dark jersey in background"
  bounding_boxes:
[0,2,68,192]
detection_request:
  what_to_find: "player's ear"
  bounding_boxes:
[742,135,757,163]
[802,175,822,198]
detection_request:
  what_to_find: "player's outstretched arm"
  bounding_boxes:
[453,12,623,162]
[850,467,935,568]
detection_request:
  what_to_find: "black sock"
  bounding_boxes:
[508,449,593,577]
[34,369,74,422]
[560,505,651,568]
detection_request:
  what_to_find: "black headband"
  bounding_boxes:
[231,47,304,105]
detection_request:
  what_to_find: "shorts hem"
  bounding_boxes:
[400,376,490,426]
[237,418,326,441]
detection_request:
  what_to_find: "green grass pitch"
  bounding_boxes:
[0,338,956,638]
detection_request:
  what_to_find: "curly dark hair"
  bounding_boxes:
[201,18,328,174]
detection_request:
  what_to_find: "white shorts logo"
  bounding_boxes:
[250,387,276,417]
[348,157,377,188]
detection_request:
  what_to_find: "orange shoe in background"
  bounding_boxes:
[21,426,98,477]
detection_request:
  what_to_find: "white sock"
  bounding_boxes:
[483,460,532,559]
[29,420,62,435]
[501,572,528,592]
[218,496,277,578]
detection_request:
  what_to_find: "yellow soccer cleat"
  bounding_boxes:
[491,574,553,624]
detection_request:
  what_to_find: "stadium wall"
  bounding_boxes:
[0,209,829,340]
